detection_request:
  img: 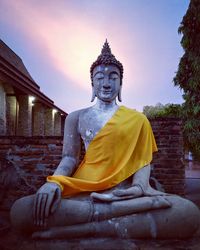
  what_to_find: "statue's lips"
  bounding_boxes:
[101,91,112,94]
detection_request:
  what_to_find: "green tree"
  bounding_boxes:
[173,0,200,160]
[143,103,182,119]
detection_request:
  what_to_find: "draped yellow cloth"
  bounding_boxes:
[47,106,157,197]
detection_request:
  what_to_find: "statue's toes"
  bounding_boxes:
[112,189,126,196]
[113,187,142,197]
[90,192,114,201]
[152,196,172,208]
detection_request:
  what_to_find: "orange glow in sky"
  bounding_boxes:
[0,0,189,112]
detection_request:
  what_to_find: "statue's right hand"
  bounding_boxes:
[33,182,61,227]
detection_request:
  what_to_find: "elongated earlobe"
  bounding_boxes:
[118,87,122,102]
[91,87,96,102]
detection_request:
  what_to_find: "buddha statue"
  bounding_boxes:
[10,40,200,239]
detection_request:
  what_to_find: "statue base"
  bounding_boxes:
[19,238,138,250]
[1,234,200,250]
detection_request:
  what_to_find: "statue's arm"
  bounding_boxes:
[112,164,151,198]
[34,111,81,227]
[53,111,81,176]
[131,164,151,193]
[90,165,152,202]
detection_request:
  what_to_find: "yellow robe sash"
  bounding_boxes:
[47,106,158,197]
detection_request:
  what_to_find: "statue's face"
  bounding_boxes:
[92,64,121,102]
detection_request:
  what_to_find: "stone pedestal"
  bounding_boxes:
[2,234,200,250]
[11,238,139,250]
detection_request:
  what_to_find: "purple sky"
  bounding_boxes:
[0,0,189,113]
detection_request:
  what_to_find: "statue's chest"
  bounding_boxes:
[79,111,115,149]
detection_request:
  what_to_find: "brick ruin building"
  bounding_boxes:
[0,39,67,219]
[0,40,185,228]
[0,39,67,137]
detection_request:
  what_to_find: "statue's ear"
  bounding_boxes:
[118,86,122,102]
[91,86,96,102]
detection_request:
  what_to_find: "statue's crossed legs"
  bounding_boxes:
[11,194,200,239]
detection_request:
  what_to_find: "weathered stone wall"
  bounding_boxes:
[150,118,184,195]
[0,137,63,211]
[0,118,184,211]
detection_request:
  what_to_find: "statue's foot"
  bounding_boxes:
[90,192,137,202]
[91,186,143,202]
[150,196,172,208]
[113,185,143,197]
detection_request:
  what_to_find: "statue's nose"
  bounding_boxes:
[102,76,111,89]
[103,85,111,90]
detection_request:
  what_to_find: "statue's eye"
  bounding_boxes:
[95,74,104,81]
[110,74,119,80]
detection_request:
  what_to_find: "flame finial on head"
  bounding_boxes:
[101,39,112,55]
[90,40,124,85]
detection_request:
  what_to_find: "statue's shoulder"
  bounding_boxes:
[122,106,148,122]
[66,107,91,122]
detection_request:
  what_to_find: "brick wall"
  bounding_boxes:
[150,118,184,195]
[0,137,63,210]
[0,118,184,211]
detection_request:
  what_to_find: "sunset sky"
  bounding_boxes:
[0,0,189,113]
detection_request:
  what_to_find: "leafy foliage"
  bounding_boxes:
[143,103,182,119]
[173,0,200,160]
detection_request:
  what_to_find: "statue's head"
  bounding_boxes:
[90,40,124,102]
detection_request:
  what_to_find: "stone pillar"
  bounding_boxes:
[33,102,45,136]
[54,112,61,136]
[17,95,32,136]
[61,115,66,136]
[0,82,6,135]
[45,108,54,136]
[6,95,17,135]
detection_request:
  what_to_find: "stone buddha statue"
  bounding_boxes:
[11,40,200,239]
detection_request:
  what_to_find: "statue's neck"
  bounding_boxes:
[93,99,118,112]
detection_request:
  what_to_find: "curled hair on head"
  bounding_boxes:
[90,40,124,85]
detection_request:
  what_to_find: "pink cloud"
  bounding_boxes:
[1,0,186,111]
[2,1,140,90]
[2,1,113,90]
